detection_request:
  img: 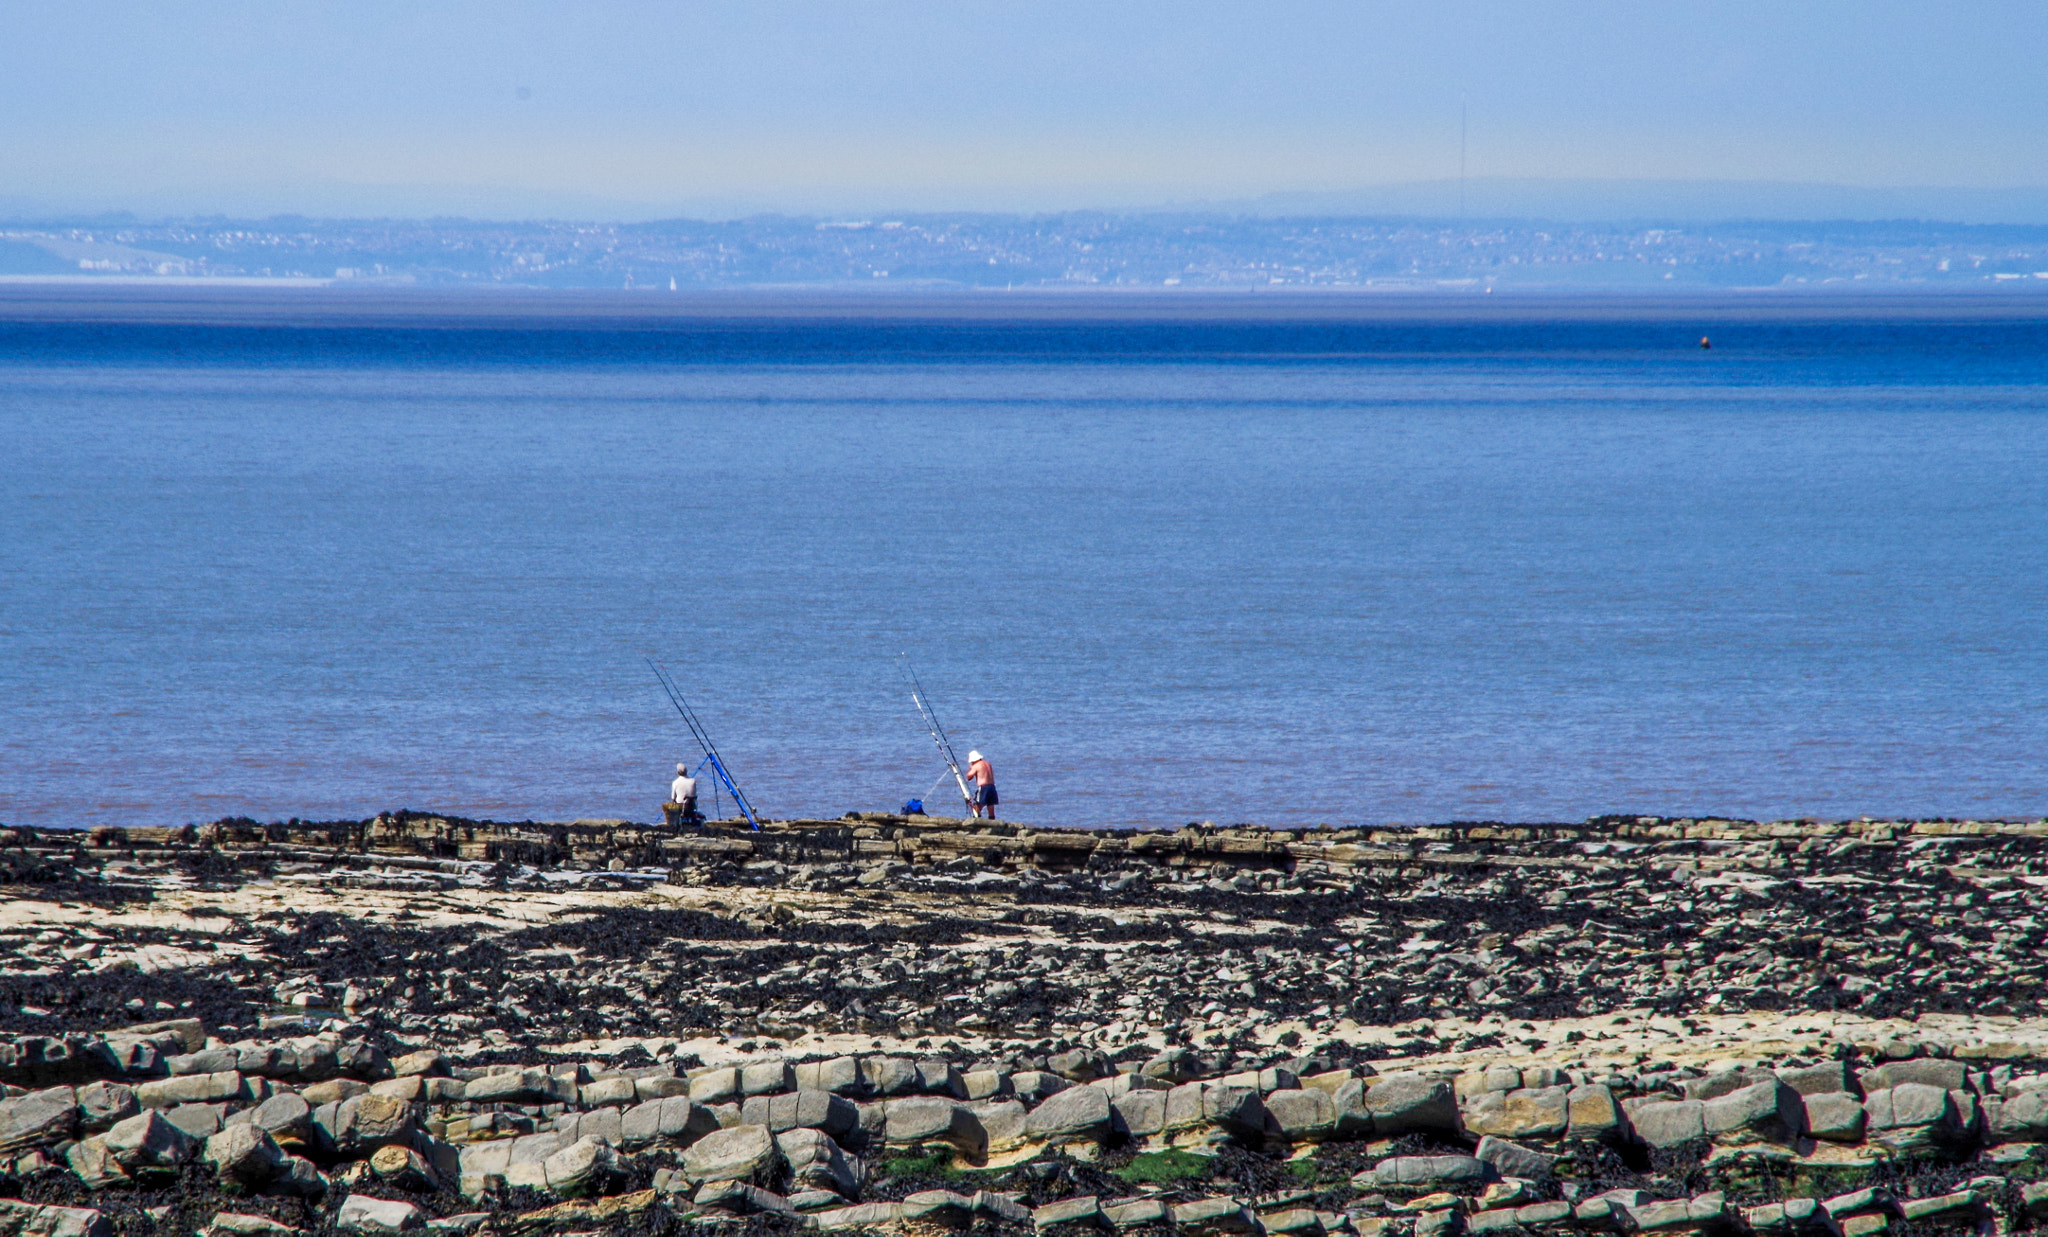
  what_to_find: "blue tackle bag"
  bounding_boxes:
[902,799,925,815]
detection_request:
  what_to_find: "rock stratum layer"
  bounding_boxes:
[4,812,2048,1237]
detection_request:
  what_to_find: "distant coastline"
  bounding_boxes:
[8,213,2048,294]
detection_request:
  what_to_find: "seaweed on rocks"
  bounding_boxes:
[0,969,256,1036]
[4,1161,324,1237]
[499,906,762,955]
[171,848,267,887]
[10,811,2048,1233]
[0,852,88,886]
[0,851,151,908]
[1198,1144,1319,1200]
[268,914,489,982]
[1012,1155,1142,1207]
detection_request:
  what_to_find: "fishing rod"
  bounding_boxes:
[646,658,761,832]
[688,754,723,822]
[899,655,974,816]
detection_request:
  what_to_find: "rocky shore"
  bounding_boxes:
[4,812,2048,1237]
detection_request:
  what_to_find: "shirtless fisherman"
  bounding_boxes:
[966,750,998,819]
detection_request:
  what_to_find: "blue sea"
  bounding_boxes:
[2,288,2046,830]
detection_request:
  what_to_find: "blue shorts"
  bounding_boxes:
[973,784,998,807]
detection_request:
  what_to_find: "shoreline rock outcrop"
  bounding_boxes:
[3,812,2048,1235]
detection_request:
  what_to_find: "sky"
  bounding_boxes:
[3,1,2046,219]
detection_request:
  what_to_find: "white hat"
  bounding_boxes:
[676,763,688,774]
[968,750,982,761]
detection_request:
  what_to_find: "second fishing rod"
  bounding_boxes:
[899,655,975,817]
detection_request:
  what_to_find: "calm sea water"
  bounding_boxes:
[3,291,2046,830]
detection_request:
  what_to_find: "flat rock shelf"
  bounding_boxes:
[4,812,2048,1237]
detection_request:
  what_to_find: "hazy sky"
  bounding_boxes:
[5,1,2046,217]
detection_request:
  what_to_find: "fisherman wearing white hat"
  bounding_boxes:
[664,762,701,827]
[965,750,997,819]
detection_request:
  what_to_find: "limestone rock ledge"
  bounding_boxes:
[3,811,2048,1233]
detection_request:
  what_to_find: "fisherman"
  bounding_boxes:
[664,762,701,827]
[966,750,997,819]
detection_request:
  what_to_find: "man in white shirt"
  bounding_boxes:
[664,763,700,827]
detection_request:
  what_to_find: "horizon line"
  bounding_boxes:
[13,208,2048,232]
